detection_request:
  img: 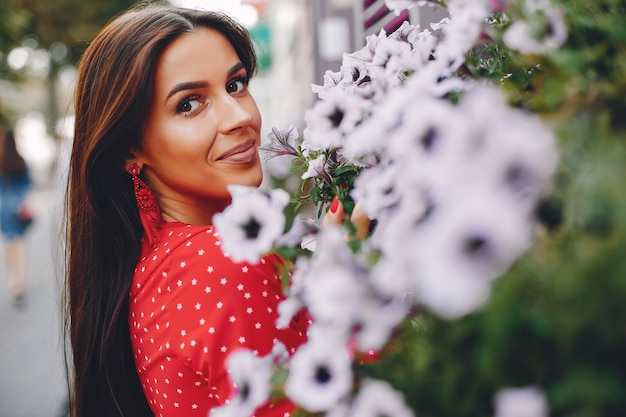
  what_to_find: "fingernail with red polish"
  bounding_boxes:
[330,196,339,214]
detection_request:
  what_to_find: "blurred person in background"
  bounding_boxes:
[0,127,32,307]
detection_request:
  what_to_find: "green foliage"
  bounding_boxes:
[503,1,626,123]
[0,0,140,62]
[0,0,30,52]
[291,147,362,219]
[355,0,626,415]
[0,0,141,130]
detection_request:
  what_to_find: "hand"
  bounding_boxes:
[322,196,371,239]
[321,196,344,227]
[350,203,370,240]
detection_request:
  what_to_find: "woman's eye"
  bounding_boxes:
[176,96,202,115]
[226,77,248,94]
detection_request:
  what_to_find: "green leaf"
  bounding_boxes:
[309,185,322,206]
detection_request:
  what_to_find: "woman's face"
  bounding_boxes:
[134,27,262,223]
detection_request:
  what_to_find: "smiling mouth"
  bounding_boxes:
[217,139,258,163]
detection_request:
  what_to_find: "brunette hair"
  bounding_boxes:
[0,129,28,177]
[64,4,257,416]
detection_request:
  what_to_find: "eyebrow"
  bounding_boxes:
[165,62,247,102]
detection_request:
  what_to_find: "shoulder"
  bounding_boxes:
[156,223,243,269]
[158,223,222,258]
[143,223,282,281]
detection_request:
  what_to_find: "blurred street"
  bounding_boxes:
[0,185,68,417]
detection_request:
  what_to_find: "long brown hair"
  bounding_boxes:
[64,4,257,416]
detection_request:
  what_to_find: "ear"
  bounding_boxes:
[125,147,144,172]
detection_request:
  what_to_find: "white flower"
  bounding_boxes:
[293,226,368,328]
[310,224,354,265]
[209,349,272,417]
[302,88,368,152]
[389,20,422,43]
[312,64,374,100]
[301,154,329,181]
[324,400,351,417]
[348,379,414,417]
[367,35,414,87]
[493,386,549,417]
[351,162,402,219]
[430,17,451,31]
[360,85,557,319]
[275,215,317,248]
[213,185,289,263]
[455,86,558,208]
[303,262,367,327]
[277,295,304,329]
[339,106,392,165]
[503,7,568,55]
[384,85,556,210]
[258,125,299,161]
[342,30,385,68]
[375,90,460,170]
[409,26,438,64]
[409,187,533,319]
[335,65,380,102]
[353,294,410,351]
[300,233,319,252]
[285,327,353,412]
[341,73,452,165]
[276,256,310,329]
[312,69,344,99]
[432,1,490,73]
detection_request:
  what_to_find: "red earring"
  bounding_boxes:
[128,163,164,245]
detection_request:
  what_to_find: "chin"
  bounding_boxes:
[250,172,263,187]
[252,162,264,185]
[240,166,263,188]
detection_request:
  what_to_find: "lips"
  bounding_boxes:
[216,139,258,163]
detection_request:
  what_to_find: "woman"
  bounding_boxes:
[0,128,31,306]
[64,5,310,417]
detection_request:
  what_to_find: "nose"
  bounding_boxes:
[218,94,255,134]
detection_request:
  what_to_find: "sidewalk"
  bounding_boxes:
[0,186,68,417]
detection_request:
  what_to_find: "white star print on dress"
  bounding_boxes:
[129,224,309,417]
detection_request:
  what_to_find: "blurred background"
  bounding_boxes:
[0,0,448,416]
[0,0,448,187]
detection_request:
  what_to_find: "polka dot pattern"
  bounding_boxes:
[129,224,308,416]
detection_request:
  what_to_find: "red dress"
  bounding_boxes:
[129,223,308,417]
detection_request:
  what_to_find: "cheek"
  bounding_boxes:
[245,98,262,137]
[148,119,218,160]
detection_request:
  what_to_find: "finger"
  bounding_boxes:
[322,196,344,227]
[350,203,371,239]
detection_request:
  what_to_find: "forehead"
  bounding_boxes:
[154,27,240,89]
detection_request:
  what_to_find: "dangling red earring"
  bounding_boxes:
[128,163,165,245]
